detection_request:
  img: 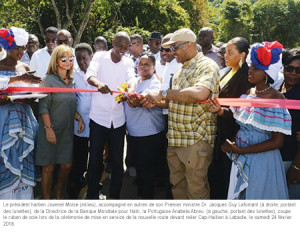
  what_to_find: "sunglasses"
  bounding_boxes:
[57,39,71,45]
[60,56,74,63]
[170,41,189,52]
[160,47,171,52]
[285,65,300,74]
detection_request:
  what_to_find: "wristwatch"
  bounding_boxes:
[162,90,167,100]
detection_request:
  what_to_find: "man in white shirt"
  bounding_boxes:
[67,43,94,199]
[85,32,136,199]
[30,27,58,78]
[158,34,182,196]
[160,33,182,93]
[21,34,39,66]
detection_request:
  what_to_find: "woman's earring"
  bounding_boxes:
[239,57,243,68]
[265,76,268,84]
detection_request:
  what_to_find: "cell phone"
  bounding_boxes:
[226,139,233,144]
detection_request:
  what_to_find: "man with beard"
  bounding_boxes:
[85,32,135,199]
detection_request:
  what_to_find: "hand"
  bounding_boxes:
[221,139,241,154]
[77,117,85,133]
[46,128,56,145]
[10,72,42,84]
[206,98,221,113]
[126,93,141,108]
[286,165,300,186]
[140,97,156,109]
[145,90,163,104]
[97,82,112,95]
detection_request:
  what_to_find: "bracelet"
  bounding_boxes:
[75,115,81,121]
[44,125,53,129]
[291,164,300,171]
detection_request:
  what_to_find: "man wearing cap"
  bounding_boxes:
[148,32,162,61]
[145,28,220,199]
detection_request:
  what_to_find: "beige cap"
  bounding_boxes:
[162,28,196,48]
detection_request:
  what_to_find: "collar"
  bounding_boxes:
[182,52,203,68]
[208,45,218,53]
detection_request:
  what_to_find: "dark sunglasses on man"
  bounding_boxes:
[170,41,189,52]
[285,65,300,74]
[160,47,172,52]
[56,39,71,45]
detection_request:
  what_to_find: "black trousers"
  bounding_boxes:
[67,135,89,199]
[128,132,163,199]
[87,120,125,199]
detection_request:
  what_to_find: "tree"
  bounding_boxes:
[0,0,96,46]
[47,0,96,45]
[84,0,192,44]
[178,0,209,34]
[217,0,253,42]
[252,0,300,48]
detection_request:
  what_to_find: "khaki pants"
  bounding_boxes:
[167,141,213,199]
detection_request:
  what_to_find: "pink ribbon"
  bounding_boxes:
[2,87,300,110]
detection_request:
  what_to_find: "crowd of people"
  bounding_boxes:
[0,24,299,200]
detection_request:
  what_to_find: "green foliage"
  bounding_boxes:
[82,0,191,45]
[178,0,209,34]
[102,26,151,49]
[252,0,300,48]
[1,0,299,48]
[217,0,253,42]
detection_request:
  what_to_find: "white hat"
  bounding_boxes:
[11,27,29,47]
[162,28,196,48]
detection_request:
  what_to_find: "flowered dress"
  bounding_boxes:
[0,71,38,199]
[227,94,291,200]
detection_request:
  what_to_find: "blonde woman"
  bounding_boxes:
[36,45,84,199]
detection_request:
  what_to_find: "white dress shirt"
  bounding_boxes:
[30,47,51,78]
[86,50,135,129]
[155,61,165,78]
[160,58,182,115]
[161,58,182,90]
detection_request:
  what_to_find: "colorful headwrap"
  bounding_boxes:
[249,41,283,82]
[0,27,28,51]
[0,28,16,50]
